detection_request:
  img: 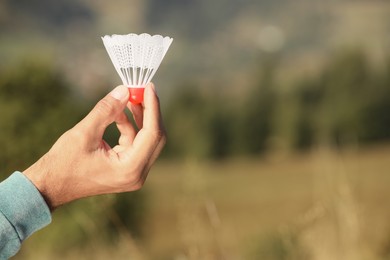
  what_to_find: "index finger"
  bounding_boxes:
[142,83,163,131]
[119,83,165,162]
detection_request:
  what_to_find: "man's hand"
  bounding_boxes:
[23,83,166,210]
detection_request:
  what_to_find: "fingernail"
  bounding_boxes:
[110,85,128,100]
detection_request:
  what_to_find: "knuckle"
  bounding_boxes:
[69,127,85,140]
[131,181,144,191]
[128,173,141,184]
[95,98,116,116]
[150,129,167,142]
[160,131,167,145]
[117,167,144,188]
[114,160,150,192]
[57,128,83,147]
[68,127,89,145]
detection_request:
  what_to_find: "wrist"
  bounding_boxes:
[23,155,56,211]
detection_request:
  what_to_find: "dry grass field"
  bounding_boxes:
[17,144,390,260]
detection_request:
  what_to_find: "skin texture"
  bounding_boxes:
[23,83,166,210]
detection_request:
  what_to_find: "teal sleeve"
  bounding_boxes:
[0,172,52,259]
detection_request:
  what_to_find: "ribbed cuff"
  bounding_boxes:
[0,171,52,241]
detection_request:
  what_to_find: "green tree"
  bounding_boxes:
[0,59,85,177]
[236,60,277,155]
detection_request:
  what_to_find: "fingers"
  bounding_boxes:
[121,83,166,167]
[142,83,162,131]
[126,82,162,132]
[77,85,129,138]
[116,112,137,147]
[144,132,167,171]
[129,103,144,130]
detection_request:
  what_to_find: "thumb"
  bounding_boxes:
[79,85,129,136]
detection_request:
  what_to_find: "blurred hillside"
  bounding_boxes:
[1,0,390,161]
[0,0,389,99]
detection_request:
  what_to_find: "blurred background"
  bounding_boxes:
[1,0,390,259]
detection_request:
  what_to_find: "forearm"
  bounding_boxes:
[0,172,51,259]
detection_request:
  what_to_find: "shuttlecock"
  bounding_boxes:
[102,33,173,104]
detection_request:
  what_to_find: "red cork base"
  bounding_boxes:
[129,87,145,104]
